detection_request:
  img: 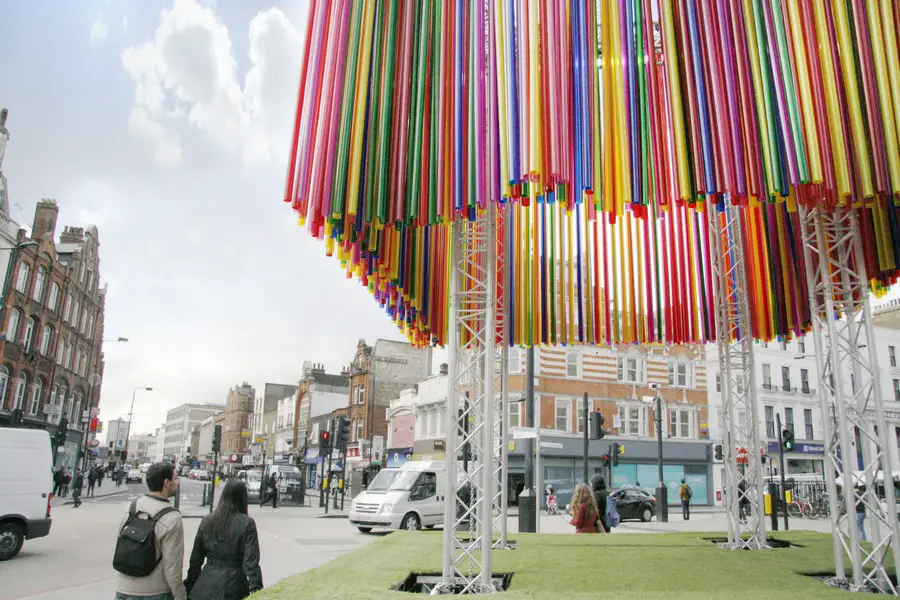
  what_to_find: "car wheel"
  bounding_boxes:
[0,522,25,561]
[641,507,652,522]
[402,512,421,531]
[357,527,373,534]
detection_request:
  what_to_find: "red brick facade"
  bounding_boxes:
[0,200,106,467]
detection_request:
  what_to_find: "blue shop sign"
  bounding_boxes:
[387,447,414,468]
[766,441,824,455]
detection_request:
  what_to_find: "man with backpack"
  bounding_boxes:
[114,461,186,600]
[679,478,693,520]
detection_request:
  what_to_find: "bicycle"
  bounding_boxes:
[787,497,820,519]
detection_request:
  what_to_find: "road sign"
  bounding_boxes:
[540,441,563,449]
[44,404,60,416]
[511,427,537,440]
[89,439,100,447]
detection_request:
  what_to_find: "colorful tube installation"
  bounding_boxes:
[283,0,900,348]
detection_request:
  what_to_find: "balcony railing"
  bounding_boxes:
[801,386,816,395]
[782,384,796,393]
[762,383,776,391]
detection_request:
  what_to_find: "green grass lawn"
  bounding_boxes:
[250,531,859,599]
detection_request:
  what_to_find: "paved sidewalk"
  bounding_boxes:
[52,482,127,506]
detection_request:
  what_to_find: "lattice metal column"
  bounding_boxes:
[707,198,766,550]
[440,210,500,594]
[494,203,511,549]
[798,204,900,594]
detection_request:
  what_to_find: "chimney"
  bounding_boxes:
[59,226,85,244]
[32,199,59,243]
[439,363,448,376]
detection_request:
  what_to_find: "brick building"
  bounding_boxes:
[222,382,255,455]
[0,199,107,470]
[345,339,431,469]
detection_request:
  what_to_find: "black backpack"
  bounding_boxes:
[113,500,177,577]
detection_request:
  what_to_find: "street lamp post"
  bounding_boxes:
[123,387,153,465]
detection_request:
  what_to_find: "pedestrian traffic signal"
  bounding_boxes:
[336,418,350,451]
[782,428,795,452]
[590,412,606,440]
[714,444,724,461]
[320,429,331,453]
[211,424,222,453]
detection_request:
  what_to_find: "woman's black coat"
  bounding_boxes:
[184,512,263,600]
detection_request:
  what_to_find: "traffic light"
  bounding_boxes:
[782,428,795,452]
[714,444,724,461]
[590,412,606,440]
[336,418,350,451]
[211,424,222,453]
[320,429,331,453]
[54,418,68,448]
[601,452,610,467]
[610,443,620,467]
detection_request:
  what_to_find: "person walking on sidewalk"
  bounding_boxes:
[679,479,693,521]
[856,486,868,542]
[260,473,277,509]
[71,468,84,508]
[590,474,610,532]
[97,465,105,488]
[184,480,263,600]
[113,462,186,600]
[87,467,98,497]
[569,483,600,534]
[53,467,64,497]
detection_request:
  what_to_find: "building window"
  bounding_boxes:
[804,408,814,440]
[801,369,810,394]
[22,317,35,351]
[356,384,366,405]
[617,404,647,436]
[33,267,46,302]
[765,406,775,439]
[15,263,29,294]
[894,379,900,402]
[65,340,73,370]
[785,407,794,435]
[780,341,787,352]
[509,347,521,374]
[355,418,364,441]
[40,325,53,356]
[0,366,8,409]
[71,300,80,326]
[79,350,87,377]
[798,337,806,355]
[555,398,570,432]
[47,283,59,311]
[63,293,72,322]
[781,367,791,391]
[668,408,695,439]
[86,314,94,338]
[762,364,772,388]
[566,350,580,378]
[74,348,82,376]
[508,398,522,429]
[13,374,27,411]
[668,361,689,387]
[72,393,81,426]
[617,356,642,384]
[576,397,589,434]
[56,336,65,365]
[5,309,20,342]
[80,312,87,335]
[891,345,898,368]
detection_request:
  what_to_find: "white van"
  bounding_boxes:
[349,461,447,533]
[0,429,53,560]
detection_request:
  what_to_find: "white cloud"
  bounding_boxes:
[121,0,304,168]
[90,14,108,45]
[128,107,183,167]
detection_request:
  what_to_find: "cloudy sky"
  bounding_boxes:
[0,0,415,438]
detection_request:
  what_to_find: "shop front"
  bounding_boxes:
[507,436,713,508]
[765,441,825,476]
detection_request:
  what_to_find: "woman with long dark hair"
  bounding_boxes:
[184,480,263,600]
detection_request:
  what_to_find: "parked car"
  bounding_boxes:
[0,429,53,560]
[125,469,144,484]
[609,486,657,522]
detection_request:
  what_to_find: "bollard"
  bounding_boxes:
[174,484,181,510]
[518,488,536,533]
[201,483,208,507]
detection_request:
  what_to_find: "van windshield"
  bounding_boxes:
[367,469,420,492]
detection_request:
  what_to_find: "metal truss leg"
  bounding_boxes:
[708,198,766,551]
[799,204,900,594]
[440,210,500,594]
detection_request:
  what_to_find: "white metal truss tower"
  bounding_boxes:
[493,203,511,550]
[440,208,500,594]
[798,204,900,593]
[707,198,767,550]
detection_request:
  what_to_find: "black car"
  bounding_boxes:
[609,486,657,522]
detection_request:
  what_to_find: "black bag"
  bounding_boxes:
[113,500,177,577]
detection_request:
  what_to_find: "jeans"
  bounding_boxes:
[682,501,690,520]
[72,489,82,507]
[857,512,867,542]
[115,593,174,600]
